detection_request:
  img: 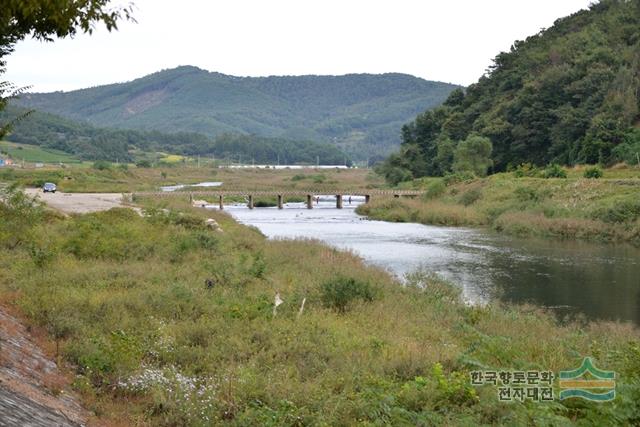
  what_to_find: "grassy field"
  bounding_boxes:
[0,141,82,164]
[0,188,638,425]
[0,164,385,193]
[358,166,640,245]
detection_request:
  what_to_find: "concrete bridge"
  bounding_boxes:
[132,189,425,209]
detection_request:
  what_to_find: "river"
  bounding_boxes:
[214,197,640,325]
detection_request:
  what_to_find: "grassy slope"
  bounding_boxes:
[0,141,82,164]
[0,165,385,193]
[358,166,640,245]
[0,190,638,425]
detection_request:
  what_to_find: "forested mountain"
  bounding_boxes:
[0,105,348,164]
[380,0,640,182]
[14,67,459,161]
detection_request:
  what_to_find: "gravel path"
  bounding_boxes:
[24,189,136,214]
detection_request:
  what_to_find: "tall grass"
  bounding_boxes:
[357,172,640,245]
[0,165,384,193]
[0,188,638,425]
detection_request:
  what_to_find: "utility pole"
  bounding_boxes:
[636,152,640,168]
[197,155,200,168]
[316,155,319,168]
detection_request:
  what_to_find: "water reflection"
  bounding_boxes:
[215,199,640,325]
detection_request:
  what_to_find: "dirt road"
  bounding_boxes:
[25,189,135,214]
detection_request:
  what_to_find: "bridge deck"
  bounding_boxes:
[133,189,425,197]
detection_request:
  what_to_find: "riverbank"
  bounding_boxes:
[0,163,383,193]
[357,169,640,245]
[0,187,639,425]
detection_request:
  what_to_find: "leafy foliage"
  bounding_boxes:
[0,105,349,164]
[584,165,604,178]
[541,163,568,178]
[452,135,493,176]
[320,276,376,313]
[0,184,44,249]
[380,0,640,183]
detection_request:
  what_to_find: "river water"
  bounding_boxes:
[215,197,640,325]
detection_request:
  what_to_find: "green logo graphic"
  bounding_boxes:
[559,357,615,401]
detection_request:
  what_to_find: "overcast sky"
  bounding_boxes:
[5,0,594,93]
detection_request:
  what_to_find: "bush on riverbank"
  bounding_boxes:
[358,171,640,245]
[1,188,639,425]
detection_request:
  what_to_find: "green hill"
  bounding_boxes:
[0,105,349,164]
[380,0,640,181]
[15,67,460,161]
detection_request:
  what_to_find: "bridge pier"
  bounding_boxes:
[248,194,254,209]
[277,194,283,209]
[365,194,370,204]
[306,194,313,209]
[336,194,343,209]
[218,195,224,210]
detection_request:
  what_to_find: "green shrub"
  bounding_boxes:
[28,241,57,268]
[194,231,219,250]
[514,186,541,202]
[513,163,539,177]
[592,200,640,223]
[173,213,205,230]
[541,164,567,178]
[321,276,376,313]
[62,209,158,261]
[135,160,152,168]
[384,167,413,186]
[312,174,326,184]
[92,160,112,170]
[583,166,603,179]
[249,252,266,279]
[0,186,44,249]
[458,188,482,206]
[424,179,445,200]
[432,363,478,407]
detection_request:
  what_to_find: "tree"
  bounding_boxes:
[434,136,456,175]
[453,135,493,177]
[0,0,133,136]
[379,0,640,180]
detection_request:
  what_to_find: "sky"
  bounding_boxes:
[5,0,595,93]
